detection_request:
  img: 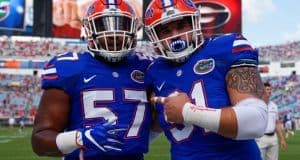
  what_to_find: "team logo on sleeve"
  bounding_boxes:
[131,70,144,83]
[193,58,215,75]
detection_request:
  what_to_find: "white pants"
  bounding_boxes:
[256,133,278,160]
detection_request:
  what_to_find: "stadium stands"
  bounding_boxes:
[259,41,300,61]
[0,73,41,126]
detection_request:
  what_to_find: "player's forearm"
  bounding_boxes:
[218,108,237,138]
[183,98,268,140]
[182,103,235,138]
[32,129,81,156]
[31,130,64,156]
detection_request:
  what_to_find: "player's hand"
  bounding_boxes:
[76,119,127,152]
[151,93,191,123]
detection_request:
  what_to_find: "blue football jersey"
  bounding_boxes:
[41,51,153,160]
[145,34,262,160]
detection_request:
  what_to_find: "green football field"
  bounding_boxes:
[0,127,299,160]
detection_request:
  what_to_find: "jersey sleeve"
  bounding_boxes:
[211,33,259,76]
[41,52,82,94]
[227,33,259,68]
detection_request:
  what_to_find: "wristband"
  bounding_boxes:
[182,102,221,132]
[56,131,80,154]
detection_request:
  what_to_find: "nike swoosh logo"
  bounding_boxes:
[84,75,96,83]
[84,129,105,151]
[156,81,165,91]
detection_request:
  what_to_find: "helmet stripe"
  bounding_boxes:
[105,0,109,8]
[106,0,117,9]
[161,0,175,11]
[114,0,118,8]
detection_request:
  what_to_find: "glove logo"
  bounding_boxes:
[84,129,105,151]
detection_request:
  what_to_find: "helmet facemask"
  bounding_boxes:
[84,9,138,62]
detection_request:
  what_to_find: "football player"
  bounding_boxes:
[144,0,268,159]
[31,0,153,160]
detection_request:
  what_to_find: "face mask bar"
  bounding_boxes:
[93,16,132,33]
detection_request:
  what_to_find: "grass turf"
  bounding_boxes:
[0,127,299,160]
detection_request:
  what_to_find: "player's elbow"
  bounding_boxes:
[31,131,62,157]
[237,117,267,139]
[32,148,44,157]
[233,98,268,140]
[31,135,44,156]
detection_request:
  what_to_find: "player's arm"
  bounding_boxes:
[31,88,70,156]
[221,66,267,139]
[148,90,163,142]
[152,66,267,140]
[32,88,125,156]
[149,112,163,142]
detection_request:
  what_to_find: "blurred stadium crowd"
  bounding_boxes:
[0,37,299,129]
[259,41,300,61]
[1,36,300,61]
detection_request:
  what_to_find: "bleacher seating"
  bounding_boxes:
[258,41,300,61]
[0,37,86,58]
[263,74,300,117]
[0,74,41,124]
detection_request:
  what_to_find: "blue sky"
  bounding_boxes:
[242,0,300,47]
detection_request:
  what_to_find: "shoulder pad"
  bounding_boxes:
[42,52,89,80]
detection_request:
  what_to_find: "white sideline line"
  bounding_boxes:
[0,139,11,143]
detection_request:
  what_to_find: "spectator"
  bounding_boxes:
[8,114,15,129]
[256,82,286,160]
[284,110,295,138]
[19,115,25,134]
